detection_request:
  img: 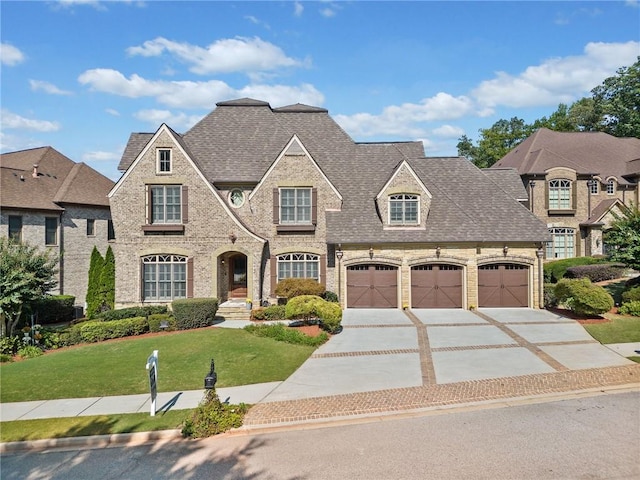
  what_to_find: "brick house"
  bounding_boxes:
[110,98,550,311]
[0,147,115,308]
[492,128,640,259]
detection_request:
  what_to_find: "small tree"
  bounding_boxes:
[98,245,115,312]
[85,246,104,318]
[604,204,640,271]
[0,238,58,337]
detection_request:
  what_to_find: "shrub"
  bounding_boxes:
[544,257,605,283]
[95,305,168,322]
[0,354,13,363]
[182,390,248,438]
[58,325,83,347]
[554,278,614,316]
[251,305,286,321]
[77,317,148,343]
[274,278,325,299]
[31,295,76,324]
[0,336,21,355]
[619,301,640,316]
[322,290,339,303]
[544,283,558,308]
[86,247,105,319]
[564,263,625,283]
[172,298,219,330]
[147,314,177,332]
[285,295,343,333]
[622,286,640,304]
[17,345,43,359]
[244,323,329,346]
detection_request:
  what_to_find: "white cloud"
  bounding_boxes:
[472,41,640,108]
[126,36,306,75]
[294,1,304,16]
[320,8,335,18]
[105,108,120,116]
[1,109,61,132]
[78,68,324,109]
[133,109,202,130]
[82,150,119,162]
[432,125,465,138]
[0,43,25,66]
[29,80,73,95]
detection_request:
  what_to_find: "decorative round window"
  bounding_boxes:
[229,189,245,208]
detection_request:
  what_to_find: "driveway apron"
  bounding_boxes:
[260,308,634,402]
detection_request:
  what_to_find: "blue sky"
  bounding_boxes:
[1,1,639,181]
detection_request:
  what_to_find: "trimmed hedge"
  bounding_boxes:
[554,278,614,316]
[544,257,607,283]
[74,316,149,343]
[31,295,76,324]
[274,278,325,299]
[148,314,177,332]
[565,263,625,283]
[544,283,558,308]
[251,305,286,321]
[172,298,219,330]
[95,305,168,322]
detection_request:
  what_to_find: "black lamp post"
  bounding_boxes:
[204,359,217,390]
[336,246,343,303]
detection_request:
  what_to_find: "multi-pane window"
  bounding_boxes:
[87,219,95,236]
[158,149,172,173]
[589,181,599,195]
[277,253,319,281]
[389,194,419,224]
[548,179,571,209]
[150,185,181,224]
[45,217,58,245]
[142,254,187,301]
[8,216,22,241]
[280,188,311,224]
[607,179,615,195]
[546,228,575,259]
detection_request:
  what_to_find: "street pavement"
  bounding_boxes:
[1,308,639,430]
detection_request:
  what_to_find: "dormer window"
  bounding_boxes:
[548,179,571,210]
[389,194,419,224]
[589,180,599,195]
[607,179,615,195]
[157,149,172,173]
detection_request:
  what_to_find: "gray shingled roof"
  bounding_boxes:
[493,128,640,186]
[1,147,114,211]
[118,98,549,244]
[481,168,528,201]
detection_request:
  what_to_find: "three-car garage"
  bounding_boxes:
[345,262,530,309]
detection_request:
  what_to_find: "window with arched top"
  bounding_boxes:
[546,228,575,259]
[277,253,320,282]
[607,179,615,195]
[142,254,187,301]
[389,194,419,224]
[548,179,571,210]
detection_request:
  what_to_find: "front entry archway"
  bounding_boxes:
[228,253,247,298]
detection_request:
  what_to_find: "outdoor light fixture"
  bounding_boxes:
[369,246,374,259]
[336,247,343,261]
[229,232,237,244]
[436,246,441,257]
[503,245,509,256]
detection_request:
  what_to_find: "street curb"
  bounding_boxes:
[2,383,638,453]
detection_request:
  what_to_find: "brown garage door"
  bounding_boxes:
[346,264,398,308]
[478,263,529,307]
[412,264,463,308]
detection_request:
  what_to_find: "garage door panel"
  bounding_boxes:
[411,264,463,308]
[478,264,529,308]
[347,264,398,308]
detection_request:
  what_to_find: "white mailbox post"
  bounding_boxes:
[146,350,159,416]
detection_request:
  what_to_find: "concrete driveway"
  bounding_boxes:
[261,308,633,402]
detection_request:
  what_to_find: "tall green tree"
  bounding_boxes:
[0,238,58,337]
[98,245,115,312]
[604,204,640,271]
[85,246,104,318]
[591,57,640,138]
[532,104,579,132]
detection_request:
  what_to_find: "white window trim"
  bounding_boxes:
[142,254,187,301]
[156,148,172,174]
[606,179,616,195]
[229,189,245,208]
[548,179,571,210]
[547,227,575,259]
[276,253,320,282]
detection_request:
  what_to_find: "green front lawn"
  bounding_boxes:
[0,328,315,403]
[583,313,640,345]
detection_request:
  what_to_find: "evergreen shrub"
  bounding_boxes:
[554,278,614,316]
[544,257,605,283]
[32,295,76,324]
[618,301,640,316]
[251,305,286,321]
[565,263,625,282]
[95,305,168,321]
[77,316,148,343]
[182,390,248,438]
[148,314,177,332]
[622,286,640,304]
[274,278,325,299]
[172,298,219,330]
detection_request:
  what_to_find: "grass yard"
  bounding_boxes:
[0,410,190,443]
[0,328,315,403]
[583,313,640,345]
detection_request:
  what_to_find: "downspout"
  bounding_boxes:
[58,210,64,295]
[529,180,535,212]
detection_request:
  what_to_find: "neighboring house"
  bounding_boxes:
[0,147,115,309]
[492,128,640,260]
[110,98,549,310]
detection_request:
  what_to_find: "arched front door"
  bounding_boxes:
[228,254,247,298]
